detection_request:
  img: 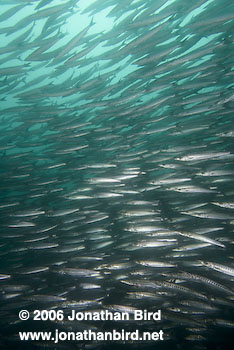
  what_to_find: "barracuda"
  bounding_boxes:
[1,0,234,348]
[200,261,234,277]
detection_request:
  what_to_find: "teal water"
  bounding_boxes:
[0,1,234,349]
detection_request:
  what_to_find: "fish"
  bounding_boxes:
[200,261,234,278]
[174,230,226,248]
[0,0,234,349]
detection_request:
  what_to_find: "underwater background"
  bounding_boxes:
[0,0,234,349]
